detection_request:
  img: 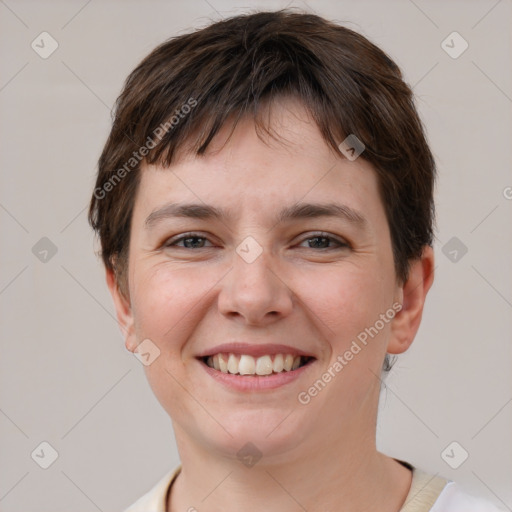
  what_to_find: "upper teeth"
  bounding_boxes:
[205,353,305,375]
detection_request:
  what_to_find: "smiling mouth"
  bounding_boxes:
[200,353,315,376]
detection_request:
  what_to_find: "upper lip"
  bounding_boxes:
[196,342,316,359]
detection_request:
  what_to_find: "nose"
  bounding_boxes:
[217,246,293,326]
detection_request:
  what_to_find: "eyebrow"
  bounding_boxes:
[144,201,367,229]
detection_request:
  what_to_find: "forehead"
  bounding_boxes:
[135,98,384,223]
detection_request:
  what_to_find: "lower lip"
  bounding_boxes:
[198,359,315,391]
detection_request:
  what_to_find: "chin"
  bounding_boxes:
[199,407,312,463]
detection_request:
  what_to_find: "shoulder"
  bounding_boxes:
[431,481,508,512]
[397,460,506,512]
[123,466,181,512]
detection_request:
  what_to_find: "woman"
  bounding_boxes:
[88,10,504,512]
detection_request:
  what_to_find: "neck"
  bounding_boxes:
[168,419,412,512]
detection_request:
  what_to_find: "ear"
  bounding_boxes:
[387,246,435,354]
[106,267,137,352]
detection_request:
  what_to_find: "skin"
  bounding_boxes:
[107,96,434,512]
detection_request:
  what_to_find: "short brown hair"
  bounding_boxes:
[89,9,436,298]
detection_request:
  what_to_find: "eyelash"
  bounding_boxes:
[164,232,349,250]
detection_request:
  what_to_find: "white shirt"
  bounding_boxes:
[124,464,506,512]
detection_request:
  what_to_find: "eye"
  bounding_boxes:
[164,233,214,249]
[297,233,349,250]
[163,232,348,250]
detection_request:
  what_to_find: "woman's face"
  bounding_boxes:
[113,98,407,461]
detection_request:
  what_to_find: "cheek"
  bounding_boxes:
[299,263,392,333]
[130,262,226,350]
[131,264,195,344]
[130,264,209,412]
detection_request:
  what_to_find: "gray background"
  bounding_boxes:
[1,0,511,510]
